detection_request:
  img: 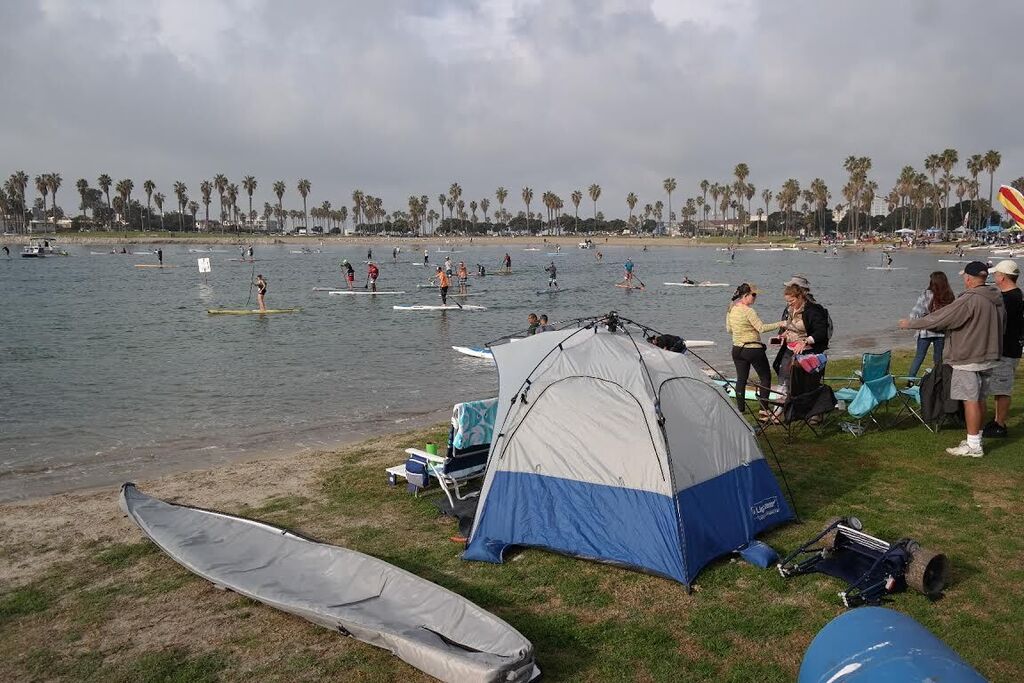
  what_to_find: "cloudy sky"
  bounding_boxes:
[1,0,1020,217]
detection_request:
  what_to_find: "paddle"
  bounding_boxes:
[244,260,257,307]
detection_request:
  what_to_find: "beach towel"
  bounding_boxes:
[451,398,498,450]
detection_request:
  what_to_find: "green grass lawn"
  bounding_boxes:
[2,353,1022,681]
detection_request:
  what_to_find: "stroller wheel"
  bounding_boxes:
[906,546,949,596]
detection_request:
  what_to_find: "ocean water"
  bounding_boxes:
[0,241,970,501]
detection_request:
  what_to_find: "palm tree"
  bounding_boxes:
[75,178,89,218]
[448,183,463,232]
[268,181,283,230]
[188,201,199,228]
[709,183,721,222]
[153,192,165,230]
[9,171,29,233]
[588,184,601,230]
[966,154,983,229]
[242,175,257,230]
[733,164,749,229]
[42,173,61,232]
[479,197,491,224]
[296,179,311,232]
[34,175,48,231]
[699,179,710,230]
[434,193,445,229]
[938,148,958,232]
[321,200,332,232]
[761,188,772,236]
[954,176,968,228]
[172,182,187,231]
[115,178,133,232]
[663,177,677,232]
[982,150,1001,226]
[495,187,508,229]
[351,190,365,228]
[213,174,228,223]
[226,183,239,231]
[97,174,112,229]
[521,187,533,233]
[143,180,155,231]
[200,181,213,230]
[566,190,580,233]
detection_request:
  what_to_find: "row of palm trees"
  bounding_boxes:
[0,150,1007,237]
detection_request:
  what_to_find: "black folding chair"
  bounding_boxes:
[756,359,837,440]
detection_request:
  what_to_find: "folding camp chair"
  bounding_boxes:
[755,354,837,440]
[829,351,906,436]
[386,397,497,507]
[896,365,962,433]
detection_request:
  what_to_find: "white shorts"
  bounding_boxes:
[989,356,1020,396]
[369,277,377,285]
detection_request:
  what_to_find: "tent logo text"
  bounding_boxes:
[751,497,780,520]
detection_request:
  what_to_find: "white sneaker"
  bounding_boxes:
[945,440,984,458]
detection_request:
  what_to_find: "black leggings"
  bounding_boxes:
[732,345,772,412]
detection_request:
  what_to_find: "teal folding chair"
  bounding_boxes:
[829,351,904,436]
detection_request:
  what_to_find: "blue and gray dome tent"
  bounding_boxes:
[463,314,795,585]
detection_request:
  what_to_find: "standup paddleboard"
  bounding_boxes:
[615,283,645,290]
[664,282,729,287]
[328,290,405,295]
[135,264,177,268]
[938,259,969,263]
[866,266,907,271]
[393,304,487,311]
[535,288,568,295]
[417,283,470,288]
[452,346,494,360]
[207,308,301,315]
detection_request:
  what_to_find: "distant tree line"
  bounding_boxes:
[0,150,1013,238]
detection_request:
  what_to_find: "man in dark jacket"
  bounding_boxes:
[900,261,1005,457]
[984,260,1022,437]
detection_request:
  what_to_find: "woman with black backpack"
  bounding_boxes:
[773,278,830,392]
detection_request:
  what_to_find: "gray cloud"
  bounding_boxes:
[1,0,1021,216]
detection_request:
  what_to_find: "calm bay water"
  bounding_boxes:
[0,241,970,501]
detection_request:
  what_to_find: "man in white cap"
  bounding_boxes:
[984,260,1022,438]
[900,261,1005,457]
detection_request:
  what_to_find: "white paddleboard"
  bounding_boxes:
[866,266,907,270]
[328,290,406,295]
[393,304,487,311]
[664,282,729,287]
[938,259,969,263]
[452,345,493,360]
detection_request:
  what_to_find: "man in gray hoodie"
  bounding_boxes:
[899,261,1005,457]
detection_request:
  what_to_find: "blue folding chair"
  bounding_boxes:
[830,351,904,436]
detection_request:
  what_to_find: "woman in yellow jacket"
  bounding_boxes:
[726,283,785,414]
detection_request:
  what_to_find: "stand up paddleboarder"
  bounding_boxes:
[254,274,267,312]
[342,259,356,290]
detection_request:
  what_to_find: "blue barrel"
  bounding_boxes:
[799,607,985,683]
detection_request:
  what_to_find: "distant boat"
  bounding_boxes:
[22,237,67,258]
